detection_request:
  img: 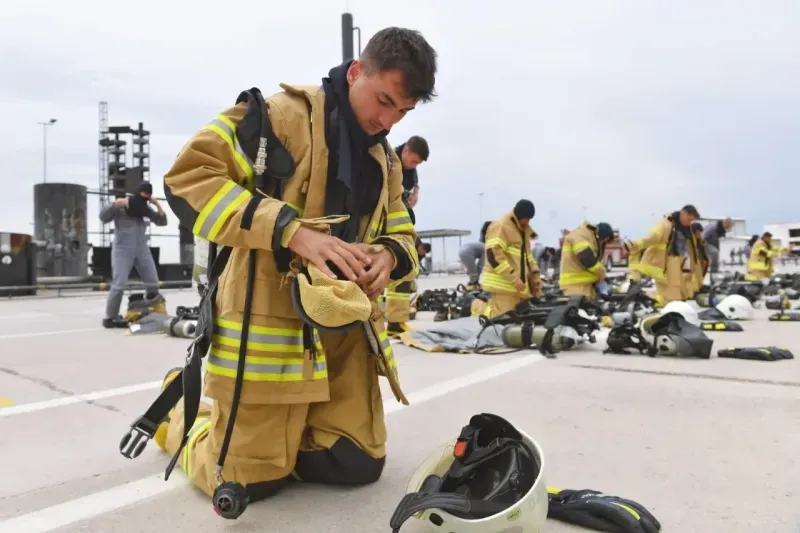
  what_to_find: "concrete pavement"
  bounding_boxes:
[0,275,798,532]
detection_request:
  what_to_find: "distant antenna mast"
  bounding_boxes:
[342,12,362,61]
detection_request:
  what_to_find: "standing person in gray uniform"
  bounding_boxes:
[98,182,168,328]
[459,221,491,290]
[702,218,731,273]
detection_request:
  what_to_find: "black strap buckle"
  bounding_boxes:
[119,416,159,459]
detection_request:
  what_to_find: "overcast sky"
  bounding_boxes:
[1,0,798,265]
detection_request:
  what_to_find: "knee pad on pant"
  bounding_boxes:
[245,476,291,503]
[294,437,385,485]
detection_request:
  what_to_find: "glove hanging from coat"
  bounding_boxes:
[547,487,661,533]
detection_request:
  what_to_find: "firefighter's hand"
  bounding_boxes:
[113,198,129,208]
[288,227,371,281]
[355,248,395,299]
[513,279,526,292]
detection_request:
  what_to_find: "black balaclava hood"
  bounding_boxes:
[596,222,614,241]
[126,182,154,219]
[321,60,389,242]
[513,200,535,221]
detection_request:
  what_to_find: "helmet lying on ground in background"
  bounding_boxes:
[698,294,754,321]
[389,413,548,533]
[659,301,700,326]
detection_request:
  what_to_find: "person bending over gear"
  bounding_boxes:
[458,220,491,290]
[534,245,556,279]
[157,27,436,504]
[472,200,542,318]
[99,182,167,328]
[559,222,614,300]
[701,217,731,274]
[394,135,429,220]
[385,238,431,336]
[625,205,700,306]
[684,222,709,298]
[746,232,786,280]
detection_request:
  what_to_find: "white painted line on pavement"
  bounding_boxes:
[0,328,97,340]
[0,355,544,533]
[0,381,162,417]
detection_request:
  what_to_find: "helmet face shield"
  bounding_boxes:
[391,414,548,533]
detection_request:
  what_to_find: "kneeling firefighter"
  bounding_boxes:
[471,200,542,318]
[385,239,431,336]
[558,221,614,300]
[118,30,437,519]
[625,205,701,307]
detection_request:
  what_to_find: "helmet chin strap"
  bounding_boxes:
[389,492,509,533]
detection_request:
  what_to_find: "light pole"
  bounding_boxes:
[479,192,484,227]
[37,118,57,183]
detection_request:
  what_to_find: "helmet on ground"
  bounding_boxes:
[659,301,700,326]
[640,312,713,358]
[389,413,547,533]
[715,294,754,320]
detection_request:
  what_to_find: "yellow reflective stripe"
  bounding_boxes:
[378,331,397,370]
[495,261,511,274]
[207,347,327,382]
[192,181,252,240]
[183,417,211,477]
[385,292,410,301]
[506,246,521,258]
[202,115,255,184]
[482,273,518,292]
[386,211,413,233]
[485,238,508,251]
[573,241,592,253]
[209,318,327,382]
[610,502,641,520]
[629,262,666,281]
[587,262,602,273]
[560,271,597,285]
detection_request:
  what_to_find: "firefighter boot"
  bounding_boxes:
[153,367,183,451]
[387,321,412,337]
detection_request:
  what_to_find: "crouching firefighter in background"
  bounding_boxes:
[558,221,614,300]
[385,238,431,336]
[470,200,542,318]
[625,205,700,307]
[118,28,438,520]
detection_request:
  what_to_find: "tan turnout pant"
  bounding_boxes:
[161,327,387,497]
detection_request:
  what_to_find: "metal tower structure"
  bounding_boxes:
[97,101,110,247]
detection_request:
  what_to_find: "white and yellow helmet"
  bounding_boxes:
[389,413,548,533]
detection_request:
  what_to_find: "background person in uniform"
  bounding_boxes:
[394,135,429,219]
[559,221,614,299]
[625,205,700,306]
[98,182,167,328]
[701,217,731,273]
[458,220,491,290]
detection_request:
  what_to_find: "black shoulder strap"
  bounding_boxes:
[235,87,296,189]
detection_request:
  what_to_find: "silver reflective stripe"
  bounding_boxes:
[196,183,250,240]
[214,324,303,349]
[208,354,327,375]
[209,118,254,171]
[387,215,412,230]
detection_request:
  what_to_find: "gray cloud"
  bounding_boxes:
[1,0,798,264]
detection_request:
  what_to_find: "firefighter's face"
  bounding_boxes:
[348,60,419,136]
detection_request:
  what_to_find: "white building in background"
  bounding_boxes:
[763,222,800,254]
